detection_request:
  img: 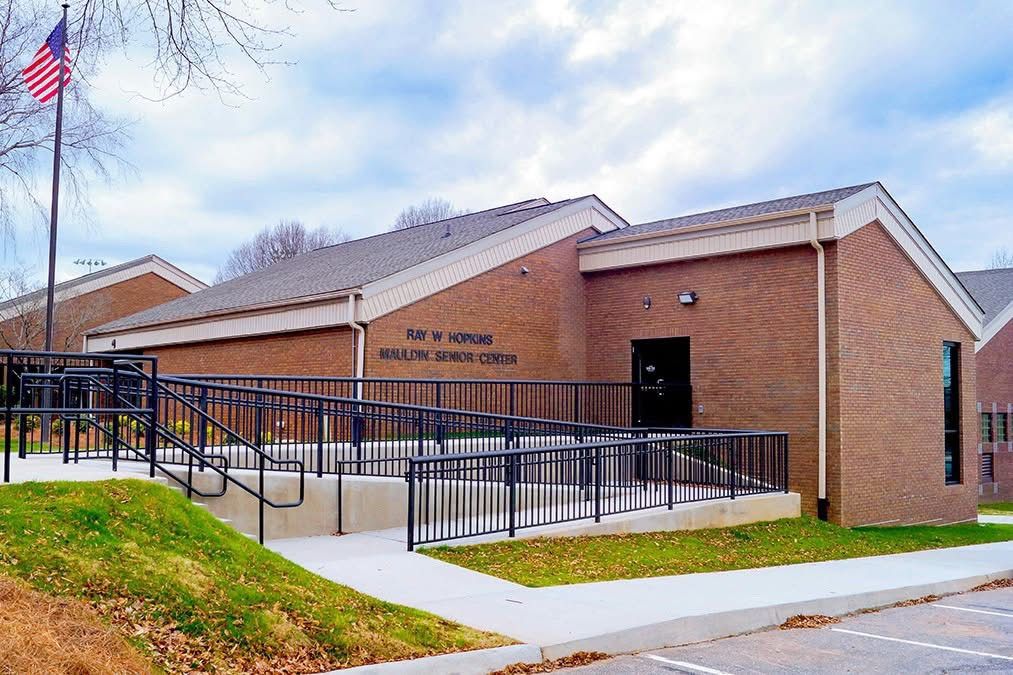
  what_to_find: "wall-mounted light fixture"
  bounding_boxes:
[643,295,652,310]
[678,290,698,305]
[520,266,530,275]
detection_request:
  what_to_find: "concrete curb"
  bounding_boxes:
[538,569,1013,659]
[320,644,543,675]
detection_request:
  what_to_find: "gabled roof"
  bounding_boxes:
[955,267,1013,324]
[578,182,984,339]
[587,183,875,243]
[955,267,1013,348]
[90,196,619,335]
[0,254,206,313]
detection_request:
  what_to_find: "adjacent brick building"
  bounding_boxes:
[0,255,205,352]
[956,267,1013,502]
[85,185,986,525]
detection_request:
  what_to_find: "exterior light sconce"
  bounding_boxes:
[643,295,652,310]
[678,290,698,305]
[520,266,530,275]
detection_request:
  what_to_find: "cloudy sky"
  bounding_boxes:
[8,0,1013,284]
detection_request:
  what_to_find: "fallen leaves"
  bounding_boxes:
[971,578,1013,592]
[779,614,841,630]
[492,651,609,674]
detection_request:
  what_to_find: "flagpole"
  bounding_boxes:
[43,2,70,355]
[40,3,69,447]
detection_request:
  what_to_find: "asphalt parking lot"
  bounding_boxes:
[563,586,1013,674]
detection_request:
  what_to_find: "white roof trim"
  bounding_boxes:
[833,184,983,339]
[86,198,624,347]
[357,196,624,321]
[0,255,206,317]
[977,299,1013,351]
[578,212,835,272]
[84,299,350,351]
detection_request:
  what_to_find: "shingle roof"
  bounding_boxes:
[955,267,1013,324]
[0,254,202,313]
[588,183,877,243]
[91,197,583,333]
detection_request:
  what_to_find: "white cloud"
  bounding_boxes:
[13,0,1011,278]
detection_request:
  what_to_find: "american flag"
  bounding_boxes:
[22,18,73,104]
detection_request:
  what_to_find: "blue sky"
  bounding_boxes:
[7,0,1013,284]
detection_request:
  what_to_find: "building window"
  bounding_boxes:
[981,413,993,443]
[998,413,1008,443]
[942,342,960,484]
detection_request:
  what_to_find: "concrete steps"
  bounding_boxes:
[163,483,259,540]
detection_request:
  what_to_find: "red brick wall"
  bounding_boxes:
[1,272,190,351]
[833,221,978,525]
[582,244,823,515]
[364,230,592,381]
[148,326,355,376]
[976,319,1013,502]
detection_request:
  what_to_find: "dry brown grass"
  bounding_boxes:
[0,577,151,675]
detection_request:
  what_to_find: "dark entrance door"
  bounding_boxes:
[631,337,692,428]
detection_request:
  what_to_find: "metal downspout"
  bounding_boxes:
[346,293,365,382]
[809,211,829,520]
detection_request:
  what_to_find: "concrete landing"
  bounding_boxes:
[270,533,1013,660]
[1,454,157,484]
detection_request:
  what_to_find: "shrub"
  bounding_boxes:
[19,415,40,432]
[169,420,191,437]
[115,415,143,435]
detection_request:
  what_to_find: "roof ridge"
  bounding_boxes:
[956,266,1013,275]
[634,182,877,229]
[309,197,551,254]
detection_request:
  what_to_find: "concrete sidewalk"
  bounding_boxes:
[1,454,157,484]
[269,533,1013,659]
[980,514,1013,525]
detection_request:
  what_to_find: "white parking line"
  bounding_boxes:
[933,603,1013,618]
[642,654,735,674]
[830,628,1013,661]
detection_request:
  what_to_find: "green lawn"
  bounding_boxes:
[421,517,1013,587]
[1,437,60,454]
[0,480,507,673]
[980,502,1013,516]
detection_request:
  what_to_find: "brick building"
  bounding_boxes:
[1,255,205,352]
[955,267,1013,502]
[85,185,985,526]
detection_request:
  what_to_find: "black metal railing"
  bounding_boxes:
[406,431,789,549]
[1,350,304,543]
[171,374,692,428]
[149,376,735,479]
[4,351,790,548]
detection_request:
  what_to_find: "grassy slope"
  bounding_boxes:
[422,516,1013,587]
[0,577,151,674]
[979,502,1013,515]
[0,480,507,673]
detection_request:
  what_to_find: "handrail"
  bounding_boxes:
[405,432,785,464]
[17,366,306,543]
[174,373,695,386]
[162,375,752,435]
[67,367,309,479]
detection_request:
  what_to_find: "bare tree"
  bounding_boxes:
[0,1,128,239]
[1,0,350,241]
[390,197,467,231]
[0,264,109,350]
[988,247,1013,270]
[216,219,350,282]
